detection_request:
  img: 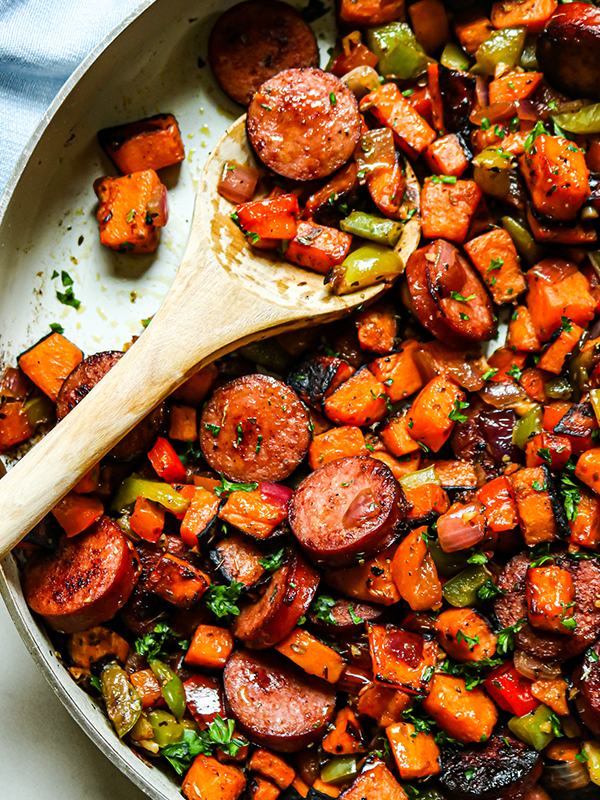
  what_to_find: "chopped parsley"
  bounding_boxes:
[449,398,469,423]
[496,619,526,655]
[204,423,220,437]
[450,291,476,302]
[214,474,258,498]
[488,257,503,272]
[258,549,286,573]
[431,175,457,185]
[506,364,523,380]
[205,582,244,618]
[162,716,247,775]
[134,623,189,661]
[561,473,581,521]
[537,447,552,465]
[329,92,337,106]
[49,322,64,334]
[482,367,499,381]
[310,595,338,626]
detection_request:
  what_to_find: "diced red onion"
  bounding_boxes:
[336,665,373,694]
[470,101,518,126]
[474,77,489,111]
[438,500,486,553]
[259,482,293,508]
[541,761,590,792]
[343,488,381,527]
[513,649,562,681]
[516,99,538,121]
[342,66,380,100]
[1,367,30,400]
[217,161,258,205]
[147,183,169,227]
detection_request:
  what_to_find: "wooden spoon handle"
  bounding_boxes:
[0,258,276,558]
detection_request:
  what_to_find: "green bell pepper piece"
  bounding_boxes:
[551,103,600,135]
[112,475,190,515]
[441,42,470,71]
[237,339,292,374]
[331,244,403,295]
[366,23,429,80]
[320,756,360,786]
[150,659,186,720]
[340,211,404,247]
[442,564,492,607]
[508,704,557,750]
[545,376,573,401]
[429,538,471,578]
[519,35,539,70]
[399,466,440,492]
[474,27,526,76]
[147,709,185,747]
[512,404,543,448]
[24,393,55,427]
[101,662,142,738]
[472,147,516,171]
[502,216,547,267]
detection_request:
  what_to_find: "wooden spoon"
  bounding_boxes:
[0,115,420,557]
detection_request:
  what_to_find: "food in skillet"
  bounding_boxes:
[4,0,600,798]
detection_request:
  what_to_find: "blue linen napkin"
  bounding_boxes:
[0,0,142,196]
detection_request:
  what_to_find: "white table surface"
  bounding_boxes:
[0,598,149,799]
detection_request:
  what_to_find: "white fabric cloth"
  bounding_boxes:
[0,0,141,194]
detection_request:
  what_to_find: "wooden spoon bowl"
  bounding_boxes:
[0,114,420,557]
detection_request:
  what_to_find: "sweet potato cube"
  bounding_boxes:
[309,425,367,470]
[510,466,562,545]
[339,762,407,800]
[18,332,83,402]
[275,628,346,684]
[424,134,469,177]
[408,375,466,453]
[99,114,185,173]
[386,722,441,779]
[368,623,437,694]
[218,488,287,539]
[185,624,234,669]
[526,259,595,341]
[146,553,210,608]
[183,754,245,800]
[248,750,295,790]
[323,367,388,426]
[421,178,481,243]
[519,135,590,222]
[464,228,526,305]
[369,340,425,402]
[360,83,435,158]
[94,169,167,253]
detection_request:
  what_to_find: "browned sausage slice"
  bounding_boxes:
[200,374,310,483]
[247,68,362,181]
[574,639,600,736]
[223,648,336,752]
[208,0,319,107]
[307,597,387,638]
[289,455,406,568]
[495,550,600,661]
[56,351,165,460]
[232,549,319,649]
[23,516,141,634]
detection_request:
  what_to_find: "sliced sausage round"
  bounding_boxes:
[23,516,141,634]
[247,68,361,181]
[307,597,387,638]
[232,549,319,649]
[439,730,541,799]
[223,648,336,752]
[289,455,406,568]
[574,639,600,736]
[495,550,600,661]
[208,0,319,107]
[56,350,165,460]
[200,374,311,483]
[405,246,467,345]
[425,239,496,342]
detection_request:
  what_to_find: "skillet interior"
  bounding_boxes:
[0,0,335,797]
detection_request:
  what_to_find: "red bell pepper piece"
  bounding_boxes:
[484,662,540,716]
[148,437,186,483]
